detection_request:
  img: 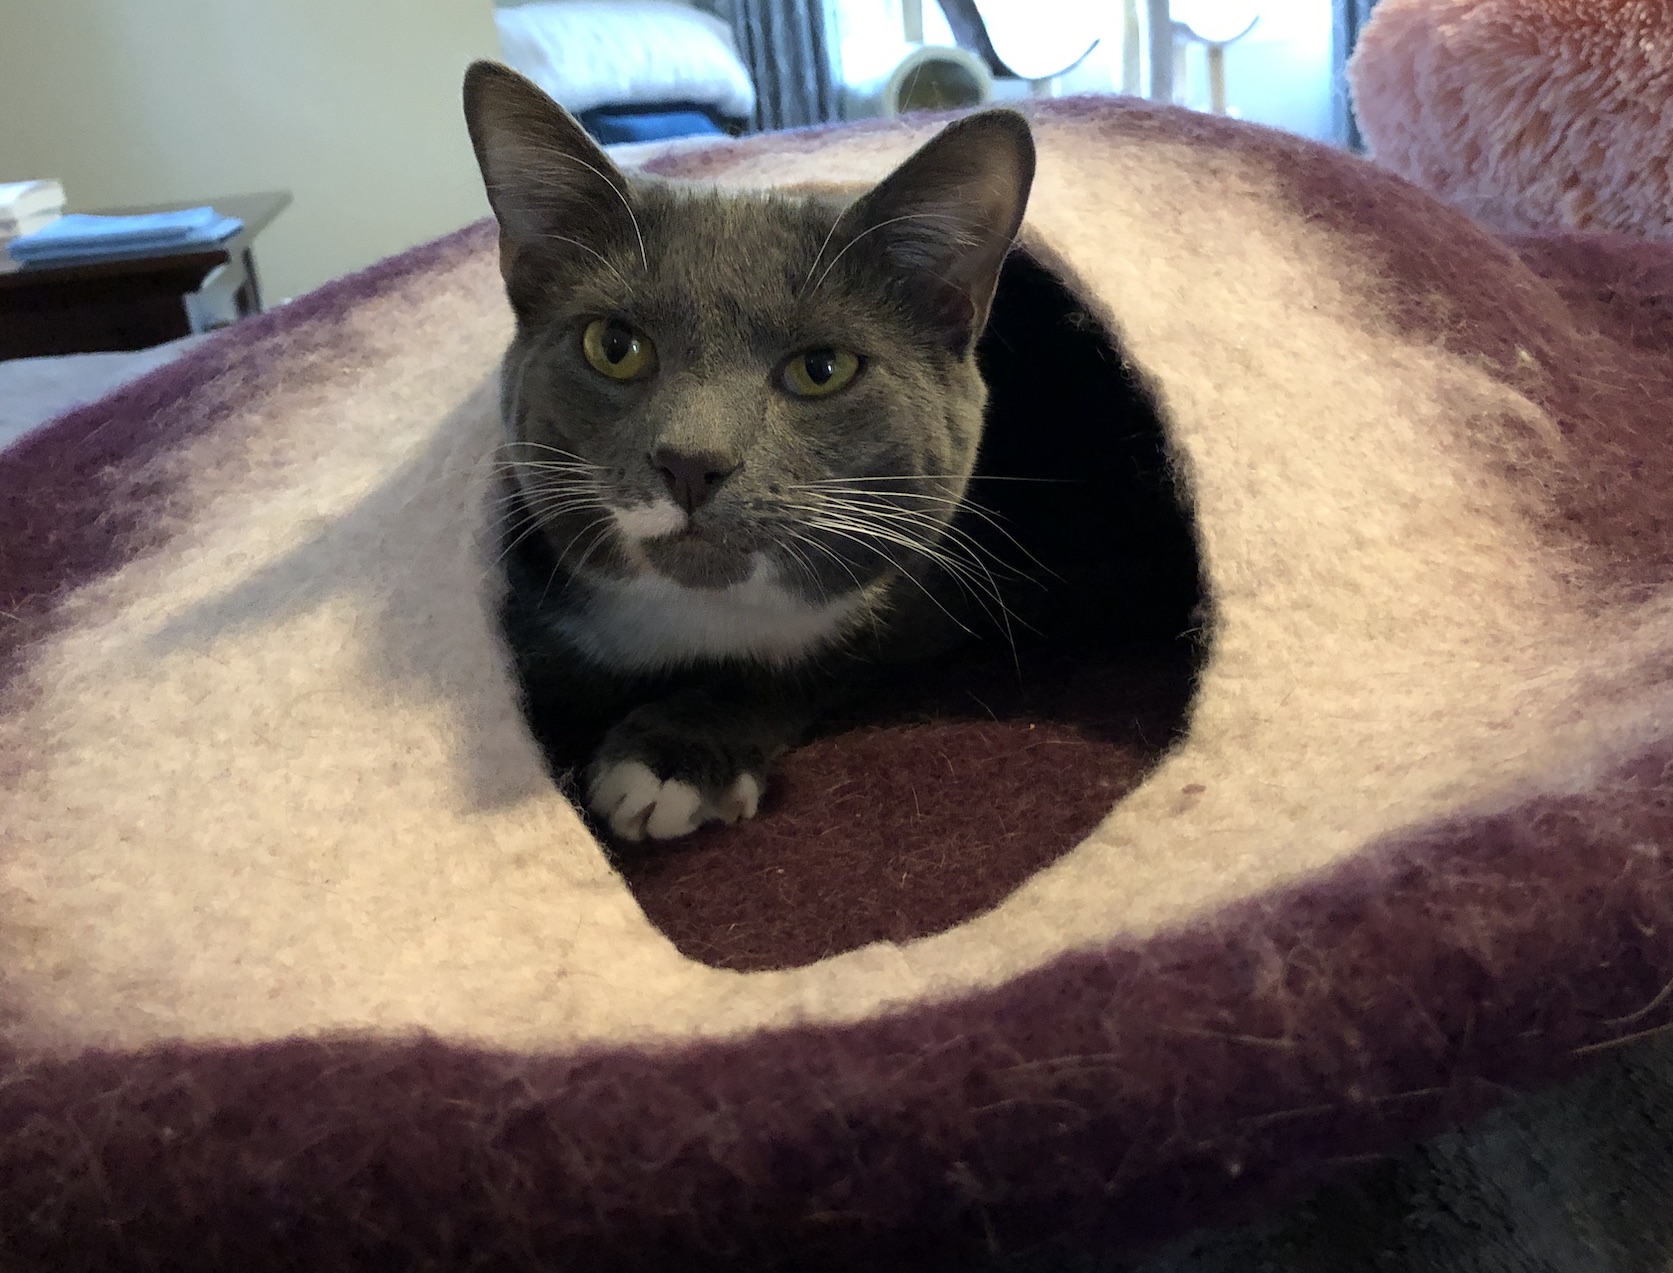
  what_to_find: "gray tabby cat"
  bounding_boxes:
[463,61,1035,843]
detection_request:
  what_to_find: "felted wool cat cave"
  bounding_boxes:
[4,98,1673,1269]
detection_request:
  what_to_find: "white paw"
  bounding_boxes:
[713,770,763,824]
[587,760,764,842]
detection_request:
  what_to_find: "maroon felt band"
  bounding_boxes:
[4,101,1673,1268]
[0,743,1668,1270]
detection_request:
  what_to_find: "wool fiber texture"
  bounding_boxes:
[4,99,1673,1269]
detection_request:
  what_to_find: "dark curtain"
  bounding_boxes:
[1333,0,1378,150]
[731,0,838,131]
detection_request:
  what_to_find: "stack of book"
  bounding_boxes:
[8,205,243,266]
[0,180,66,270]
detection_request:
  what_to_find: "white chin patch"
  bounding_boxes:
[588,760,764,842]
[611,499,687,542]
[556,556,873,673]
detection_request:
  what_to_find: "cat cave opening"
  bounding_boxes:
[529,250,1208,971]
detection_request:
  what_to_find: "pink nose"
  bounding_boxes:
[652,448,740,513]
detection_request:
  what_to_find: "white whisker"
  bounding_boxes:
[532,151,649,271]
[794,519,980,641]
[806,211,963,299]
[532,230,630,287]
[776,486,1031,663]
[544,515,616,605]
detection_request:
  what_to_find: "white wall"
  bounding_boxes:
[0,0,504,302]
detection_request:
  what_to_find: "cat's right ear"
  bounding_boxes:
[462,61,639,313]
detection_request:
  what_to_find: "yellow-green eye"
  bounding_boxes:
[581,318,654,380]
[782,347,860,398]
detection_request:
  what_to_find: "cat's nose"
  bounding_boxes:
[652,447,741,514]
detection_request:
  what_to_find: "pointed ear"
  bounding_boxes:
[462,61,639,312]
[836,109,1035,352]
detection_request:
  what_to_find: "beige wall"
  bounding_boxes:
[0,0,504,302]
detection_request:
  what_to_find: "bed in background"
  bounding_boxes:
[493,0,757,142]
[0,336,205,454]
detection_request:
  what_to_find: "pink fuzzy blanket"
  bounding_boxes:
[1350,0,1673,239]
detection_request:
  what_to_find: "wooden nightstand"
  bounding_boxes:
[0,191,292,361]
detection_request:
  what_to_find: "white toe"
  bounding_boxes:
[588,760,661,840]
[587,760,765,841]
[643,778,705,839]
[717,772,763,823]
[589,759,655,816]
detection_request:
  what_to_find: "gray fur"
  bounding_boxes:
[463,61,1034,841]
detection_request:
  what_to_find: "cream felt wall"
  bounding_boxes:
[5,105,1673,1064]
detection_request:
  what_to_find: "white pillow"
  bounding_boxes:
[494,0,757,118]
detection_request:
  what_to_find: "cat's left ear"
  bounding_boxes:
[839,109,1035,353]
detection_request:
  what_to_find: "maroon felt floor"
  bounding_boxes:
[617,646,1197,970]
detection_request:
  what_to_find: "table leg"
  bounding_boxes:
[235,248,266,317]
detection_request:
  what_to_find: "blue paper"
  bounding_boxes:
[7,207,243,264]
[583,110,724,145]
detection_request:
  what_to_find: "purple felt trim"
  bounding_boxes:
[4,106,1673,1265]
[0,741,1669,1269]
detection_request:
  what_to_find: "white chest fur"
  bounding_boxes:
[553,556,870,673]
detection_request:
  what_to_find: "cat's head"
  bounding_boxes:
[463,62,1033,630]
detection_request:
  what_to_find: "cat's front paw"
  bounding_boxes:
[587,759,764,842]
